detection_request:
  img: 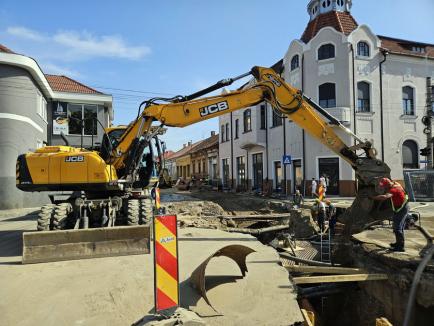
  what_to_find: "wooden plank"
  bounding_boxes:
[285,265,366,275]
[292,273,388,284]
[376,317,393,326]
[301,309,315,326]
[220,214,289,220]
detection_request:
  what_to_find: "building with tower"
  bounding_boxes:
[218,0,434,196]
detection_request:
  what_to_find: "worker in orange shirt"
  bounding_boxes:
[371,178,409,252]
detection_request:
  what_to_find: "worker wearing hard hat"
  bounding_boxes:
[370,178,409,252]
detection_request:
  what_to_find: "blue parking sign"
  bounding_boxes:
[282,155,292,165]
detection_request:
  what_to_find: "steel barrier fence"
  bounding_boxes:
[403,170,434,202]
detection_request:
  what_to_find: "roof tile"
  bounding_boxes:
[301,11,358,43]
[45,74,102,94]
[0,44,15,54]
[378,35,434,59]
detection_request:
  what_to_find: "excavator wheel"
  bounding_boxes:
[140,198,153,224]
[52,203,73,230]
[126,199,140,226]
[37,204,56,231]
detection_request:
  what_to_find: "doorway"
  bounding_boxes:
[318,157,339,195]
[274,161,282,191]
[292,159,303,193]
[252,153,263,190]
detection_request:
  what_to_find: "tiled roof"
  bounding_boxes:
[301,11,358,43]
[170,140,204,160]
[45,74,102,94]
[190,134,219,153]
[0,44,15,54]
[378,35,434,59]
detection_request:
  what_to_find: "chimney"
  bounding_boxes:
[183,143,187,148]
[188,141,192,146]
[211,131,216,136]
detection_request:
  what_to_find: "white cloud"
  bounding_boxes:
[6,26,150,61]
[7,26,46,41]
[53,31,150,60]
[41,62,82,78]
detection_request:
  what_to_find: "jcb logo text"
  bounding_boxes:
[199,101,229,117]
[65,156,84,163]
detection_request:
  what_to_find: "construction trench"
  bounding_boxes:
[0,188,433,325]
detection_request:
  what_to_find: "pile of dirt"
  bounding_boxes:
[162,199,225,229]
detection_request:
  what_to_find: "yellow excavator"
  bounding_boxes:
[16,66,390,262]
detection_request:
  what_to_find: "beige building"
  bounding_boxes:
[219,0,434,196]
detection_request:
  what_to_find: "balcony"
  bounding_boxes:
[325,107,351,125]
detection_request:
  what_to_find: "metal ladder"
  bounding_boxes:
[320,224,332,263]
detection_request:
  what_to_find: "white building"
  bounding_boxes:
[219,0,434,196]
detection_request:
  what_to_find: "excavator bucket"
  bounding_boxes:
[22,225,151,264]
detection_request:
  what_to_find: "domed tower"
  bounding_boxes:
[302,0,357,43]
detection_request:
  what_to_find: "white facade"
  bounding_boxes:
[219,0,434,196]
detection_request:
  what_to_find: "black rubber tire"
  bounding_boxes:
[127,199,140,226]
[52,203,73,230]
[37,204,55,231]
[140,198,153,224]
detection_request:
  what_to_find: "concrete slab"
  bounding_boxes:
[0,209,303,326]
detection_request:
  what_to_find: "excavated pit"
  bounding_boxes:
[161,189,434,326]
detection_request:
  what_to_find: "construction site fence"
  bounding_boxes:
[403,170,434,202]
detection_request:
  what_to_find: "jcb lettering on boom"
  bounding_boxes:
[65,156,84,162]
[199,101,229,117]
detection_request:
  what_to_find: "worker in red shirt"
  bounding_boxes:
[371,178,409,252]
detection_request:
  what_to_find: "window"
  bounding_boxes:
[272,110,283,127]
[402,86,415,115]
[412,46,425,53]
[226,123,230,141]
[36,139,43,149]
[236,156,246,187]
[337,0,344,6]
[291,55,299,71]
[67,104,97,135]
[202,160,206,175]
[222,158,230,187]
[36,91,47,121]
[243,109,252,132]
[221,124,225,142]
[321,0,331,8]
[318,44,335,60]
[235,119,239,139]
[192,160,196,174]
[319,83,336,108]
[357,42,370,57]
[402,140,419,169]
[357,82,370,112]
[260,105,267,129]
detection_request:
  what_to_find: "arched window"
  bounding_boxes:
[318,44,335,60]
[243,109,252,132]
[357,82,370,112]
[402,140,419,169]
[337,0,344,6]
[357,42,370,57]
[321,0,331,8]
[319,83,336,108]
[402,86,415,115]
[291,55,299,71]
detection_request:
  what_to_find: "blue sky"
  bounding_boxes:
[1,0,433,151]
